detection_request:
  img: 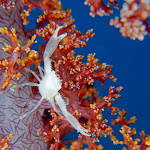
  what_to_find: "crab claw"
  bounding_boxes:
[55,94,91,136]
[65,111,90,136]
[44,26,67,58]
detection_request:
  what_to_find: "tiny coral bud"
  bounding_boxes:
[25,48,30,53]
[11,28,16,34]
[9,81,13,86]
[14,47,20,52]
[2,59,8,67]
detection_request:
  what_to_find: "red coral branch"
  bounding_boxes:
[84,0,118,17]
[110,0,150,40]
[84,0,150,40]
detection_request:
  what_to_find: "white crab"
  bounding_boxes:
[20,26,90,136]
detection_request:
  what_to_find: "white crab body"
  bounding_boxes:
[39,71,61,99]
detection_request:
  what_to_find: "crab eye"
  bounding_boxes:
[56,74,60,78]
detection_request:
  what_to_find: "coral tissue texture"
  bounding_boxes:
[0,1,47,150]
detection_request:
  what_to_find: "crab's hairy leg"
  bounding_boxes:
[49,98,62,116]
[10,82,39,91]
[19,96,44,119]
[26,68,41,82]
[55,94,90,136]
[38,66,44,78]
[44,26,67,58]
[21,82,39,87]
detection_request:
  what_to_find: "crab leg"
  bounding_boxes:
[19,96,44,119]
[49,98,62,116]
[21,82,39,87]
[38,66,44,78]
[55,94,90,136]
[26,68,41,82]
